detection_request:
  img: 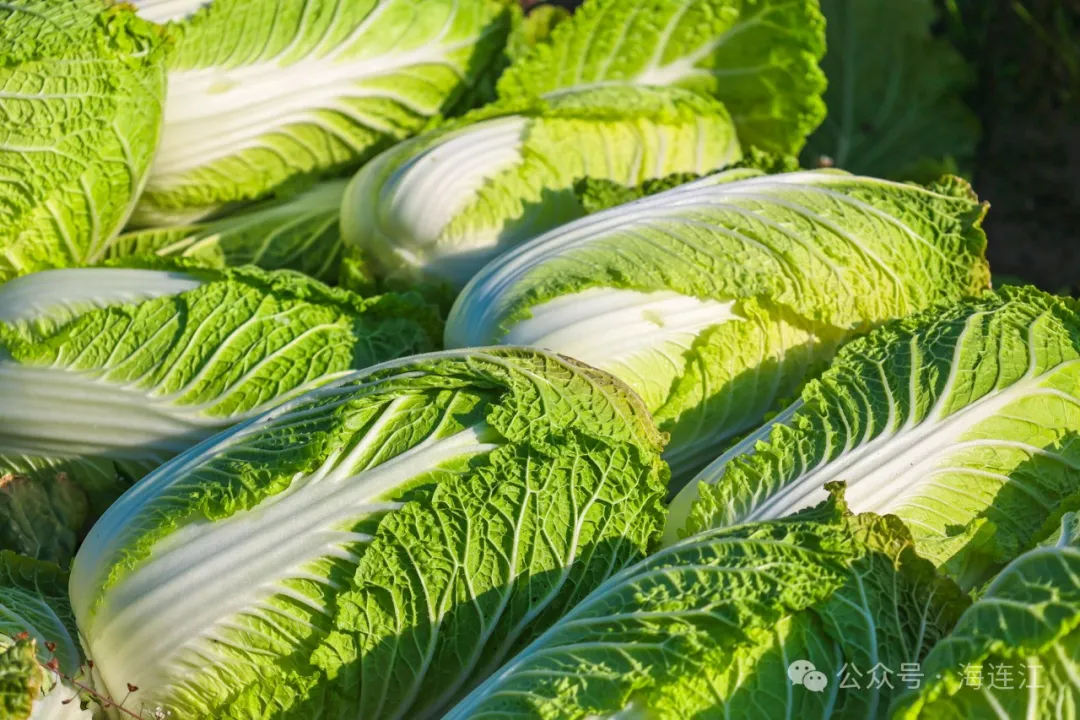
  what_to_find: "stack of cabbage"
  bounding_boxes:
[5,0,1076,719]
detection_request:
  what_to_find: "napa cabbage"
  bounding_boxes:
[70,348,668,719]
[129,0,514,225]
[893,511,1080,718]
[0,552,93,719]
[340,0,827,288]
[447,170,990,487]
[672,287,1080,590]
[0,0,167,283]
[0,266,439,564]
[342,86,743,288]
[108,181,347,282]
[443,489,968,719]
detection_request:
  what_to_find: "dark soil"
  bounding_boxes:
[978,104,1080,293]
[948,0,1080,293]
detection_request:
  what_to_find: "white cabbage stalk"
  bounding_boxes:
[670,288,1080,590]
[130,0,208,23]
[342,88,743,289]
[28,676,96,720]
[129,0,512,225]
[0,267,437,564]
[70,349,668,719]
[446,169,990,487]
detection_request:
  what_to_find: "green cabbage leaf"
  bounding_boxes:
[892,511,1080,718]
[444,490,968,720]
[0,0,167,282]
[802,0,979,181]
[109,181,347,282]
[0,266,439,563]
[340,0,827,289]
[674,288,1080,590]
[129,0,514,225]
[447,170,990,487]
[70,348,668,718]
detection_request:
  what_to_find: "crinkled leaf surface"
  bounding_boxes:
[505,4,571,64]
[444,494,967,720]
[892,512,1080,718]
[130,0,514,225]
[0,0,167,282]
[342,85,743,288]
[0,638,40,720]
[0,266,439,562]
[675,288,1080,590]
[497,0,827,154]
[0,552,80,675]
[109,181,347,282]
[447,170,989,486]
[802,0,979,180]
[572,149,800,214]
[70,348,667,719]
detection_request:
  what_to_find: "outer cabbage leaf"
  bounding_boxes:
[446,170,990,486]
[674,288,1080,590]
[108,181,346,281]
[0,471,88,568]
[497,0,827,155]
[342,0,827,291]
[802,0,979,180]
[892,512,1080,718]
[342,86,742,288]
[573,148,801,214]
[70,348,668,719]
[444,490,968,720]
[0,266,440,563]
[0,0,167,282]
[0,553,80,676]
[130,0,514,225]
[0,554,93,720]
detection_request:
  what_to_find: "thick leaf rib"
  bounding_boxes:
[70,348,667,718]
[108,180,348,281]
[0,267,440,563]
[131,0,514,223]
[447,170,989,484]
[679,287,1080,589]
[443,496,967,719]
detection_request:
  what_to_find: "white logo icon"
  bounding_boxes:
[788,660,829,693]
